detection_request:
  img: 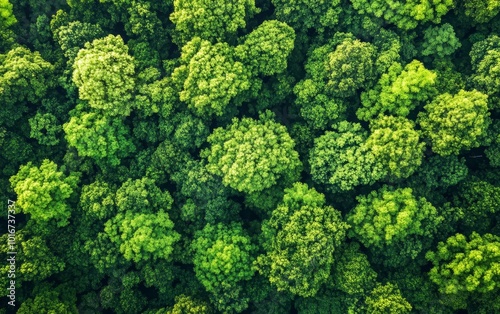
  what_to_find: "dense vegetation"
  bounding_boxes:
[1,0,500,313]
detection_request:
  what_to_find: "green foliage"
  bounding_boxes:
[421,24,461,58]
[357,60,437,120]
[347,187,442,249]
[0,46,54,126]
[257,183,349,297]
[452,179,500,234]
[464,0,500,23]
[0,0,16,50]
[470,36,500,98]
[365,283,412,313]
[72,35,136,116]
[418,90,490,156]
[0,0,15,28]
[350,0,454,30]
[174,37,255,117]
[271,0,341,31]
[115,177,173,213]
[29,112,62,146]
[203,111,301,194]
[411,155,469,190]
[79,179,116,220]
[19,236,66,281]
[18,286,77,314]
[426,233,500,302]
[294,34,377,129]
[293,78,347,130]
[167,294,213,314]
[331,243,377,295]
[170,0,259,44]
[3,1,500,312]
[105,210,180,263]
[63,111,136,167]
[364,115,425,179]
[10,160,79,227]
[309,121,383,192]
[51,16,105,61]
[235,20,296,76]
[192,222,256,312]
[324,38,377,97]
[486,122,500,167]
[174,21,295,118]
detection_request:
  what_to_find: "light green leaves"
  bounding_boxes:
[427,232,500,296]
[10,160,79,227]
[63,111,136,167]
[351,0,454,30]
[175,21,295,118]
[347,187,442,248]
[175,38,253,117]
[365,283,412,313]
[365,115,425,179]
[72,35,136,116]
[170,0,259,44]
[358,60,437,121]
[418,90,490,156]
[0,47,54,125]
[105,211,180,263]
[192,223,256,312]
[204,111,301,194]
[309,121,383,192]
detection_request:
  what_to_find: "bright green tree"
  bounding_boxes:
[365,283,412,313]
[426,232,500,306]
[347,187,442,260]
[350,0,454,30]
[10,160,79,227]
[203,111,301,194]
[0,46,54,126]
[309,121,384,192]
[167,294,213,314]
[235,20,296,76]
[173,37,255,117]
[357,60,437,120]
[72,35,136,116]
[192,222,256,312]
[418,90,490,156]
[0,0,16,50]
[104,210,180,263]
[257,183,349,297]
[363,115,425,180]
[63,111,136,167]
[170,0,259,44]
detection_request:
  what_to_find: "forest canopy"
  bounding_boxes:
[1,0,500,313]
